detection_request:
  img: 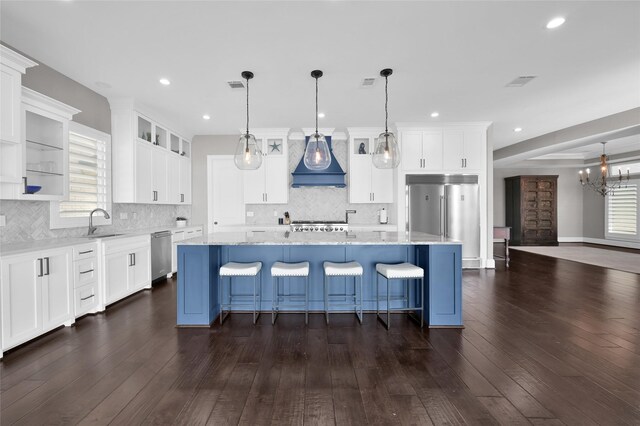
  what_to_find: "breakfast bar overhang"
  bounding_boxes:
[177,231,462,327]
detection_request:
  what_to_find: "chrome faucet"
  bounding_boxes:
[345,209,356,223]
[88,208,110,235]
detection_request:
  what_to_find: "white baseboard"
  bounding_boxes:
[583,238,640,249]
[558,237,584,243]
[485,259,496,269]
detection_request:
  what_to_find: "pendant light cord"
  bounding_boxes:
[246,76,250,137]
[315,76,319,135]
[384,75,389,134]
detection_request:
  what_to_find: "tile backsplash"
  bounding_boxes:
[245,137,392,225]
[0,201,192,244]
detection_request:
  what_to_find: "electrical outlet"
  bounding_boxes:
[0,215,6,227]
[273,210,278,217]
[133,212,137,219]
[246,211,254,217]
[120,212,128,220]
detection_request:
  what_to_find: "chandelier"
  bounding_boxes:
[578,142,630,196]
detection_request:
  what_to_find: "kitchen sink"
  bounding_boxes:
[85,233,124,239]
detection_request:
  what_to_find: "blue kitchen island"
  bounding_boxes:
[177,231,462,328]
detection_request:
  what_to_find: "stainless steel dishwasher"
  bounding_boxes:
[151,230,172,281]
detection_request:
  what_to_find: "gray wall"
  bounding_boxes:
[2,42,111,134]
[493,167,584,239]
[582,187,605,238]
[191,135,238,233]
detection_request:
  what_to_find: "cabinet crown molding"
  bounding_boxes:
[0,45,38,73]
[396,122,492,130]
[22,87,80,118]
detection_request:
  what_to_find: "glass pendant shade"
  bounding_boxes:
[372,131,400,169]
[234,133,263,170]
[303,133,332,170]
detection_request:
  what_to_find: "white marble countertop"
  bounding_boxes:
[179,231,460,246]
[1,224,203,257]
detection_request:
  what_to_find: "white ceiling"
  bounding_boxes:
[531,133,640,160]
[1,1,639,149]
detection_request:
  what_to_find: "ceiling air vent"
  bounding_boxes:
[227,80,245,89]
[361,77,377,87]
[506,76,537,87]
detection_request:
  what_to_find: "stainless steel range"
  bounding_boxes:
[291,221,348,232]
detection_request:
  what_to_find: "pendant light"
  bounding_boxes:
[234,71,263,170]
[373,68,401,169]
[303,70,331,170]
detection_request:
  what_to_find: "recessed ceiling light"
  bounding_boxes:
[514,127,523,132]
[159,78,171,86]
[318,113,325,118]
[546,17,565,29]
[430,112,439,118]
[202,114,210,120]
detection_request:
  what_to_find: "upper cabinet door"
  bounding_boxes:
[179,157,191,204]
[401,131,423,171]
[421,130,443,171]
[443,129,465,170]
[462,128,485,171]
[135,141,153,203]
[152,148,168,203]
[349,154,372,204]
[167,154,181,204]
[0,66,22,144]
[371,164,393,203]
[264,138,288,204]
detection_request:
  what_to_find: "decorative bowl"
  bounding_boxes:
[26,185,42,194]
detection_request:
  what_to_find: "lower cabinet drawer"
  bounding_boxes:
[75,283,98,317]
[74,258,97,288]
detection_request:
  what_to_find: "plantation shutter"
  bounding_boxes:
[59,131,108,217]
[607,184,638,235]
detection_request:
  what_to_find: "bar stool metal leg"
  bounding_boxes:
[324,274,329,325]
[272,276,277,325]
[386,275,391,330]
[420,277,425,328]
[376,272,380,317]
[305,275,309,325]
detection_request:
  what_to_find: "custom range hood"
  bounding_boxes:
[292,135,346,188]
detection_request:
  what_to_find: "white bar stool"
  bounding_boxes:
[271,261,310,325]
[219,261,262,325]
[375,262,424,329]
[323,261,363,324]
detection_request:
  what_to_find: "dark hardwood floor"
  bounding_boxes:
[1,250,639,425]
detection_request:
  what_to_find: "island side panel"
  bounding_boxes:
[177,245,220,326]
[418,244,463,327]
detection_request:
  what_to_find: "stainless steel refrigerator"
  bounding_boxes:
[407,175,480,267]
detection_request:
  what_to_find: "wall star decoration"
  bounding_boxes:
[269,141,281,153]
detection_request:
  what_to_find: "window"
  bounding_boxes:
[50,122,111,229]
[605,179,639,241]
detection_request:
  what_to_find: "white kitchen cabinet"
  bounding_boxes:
[152,148,168,203]
[167,154,181,204]
[0,47,36,199]
[73,242,99,318]
[443,128,485,172]
[1,247,73,352]
[208,156,245,231]
[111,100,192,205]
[401,130,443,172]
[102,235,151,306]
[1,88,79,200]
[179,157,191,204]
[171,226,202,272]
[347,130,394,204]
[242,130,289,204]
[135,140,153,203]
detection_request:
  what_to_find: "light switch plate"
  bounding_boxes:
[273,210,278,217]
[246,211,254,217]
[120,212,128,220]
[0,215,6,227]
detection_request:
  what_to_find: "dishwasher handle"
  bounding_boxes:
[152,231,172,238]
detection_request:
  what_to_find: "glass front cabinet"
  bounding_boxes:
[1,87,79,201]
